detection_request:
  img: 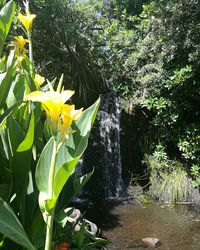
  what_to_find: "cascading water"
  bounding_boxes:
[78,91,123,199]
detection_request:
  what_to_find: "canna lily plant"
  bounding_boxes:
[0,1,100,250]
[26,79,84,250]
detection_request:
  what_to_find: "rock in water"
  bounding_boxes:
[127,239,147,248]
[142,238,162,248]
[127,238,162,248]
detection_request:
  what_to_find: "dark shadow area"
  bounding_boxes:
[120,106,153,189]
[71,199,125,231]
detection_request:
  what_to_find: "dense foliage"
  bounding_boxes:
[29,0,199,192]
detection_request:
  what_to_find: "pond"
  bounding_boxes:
[85,200,200,250]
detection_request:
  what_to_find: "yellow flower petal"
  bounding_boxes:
[59,104,83,135]
[26,91,46,102]
[18,12,36,31]
[63,104,83,120]
[34,74,45,89]
[14,36,29,47]
[26,90,74,104]
[42,100,61,123]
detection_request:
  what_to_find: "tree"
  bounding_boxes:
[31,0,107,106]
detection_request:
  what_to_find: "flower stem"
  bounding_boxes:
[44,207,55,250]
[28,31,34,77]
[44,138,57,250]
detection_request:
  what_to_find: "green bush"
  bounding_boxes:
[145,144,192,203]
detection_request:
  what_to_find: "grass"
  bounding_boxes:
[149,168,192,203]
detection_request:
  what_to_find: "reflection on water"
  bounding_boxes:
[89,202,200,250]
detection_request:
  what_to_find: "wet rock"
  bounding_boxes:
[84,219,98,235]
[63,207,98,235]
[127,184,143,198]
[127,238,162,248]
[142,238,162,248]
[127,239,147,248]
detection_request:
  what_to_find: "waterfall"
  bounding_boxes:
[78,91,123,199]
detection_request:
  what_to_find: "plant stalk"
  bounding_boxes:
[44,138,57,250]
[28,31,34,77]
[44,207,55,250]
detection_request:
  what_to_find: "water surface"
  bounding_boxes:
[91,202,200,250]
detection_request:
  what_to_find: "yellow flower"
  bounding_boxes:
[60,104,83,138]
[26,89,75,135]
[17,49,28,65]
[18,12,36,32]
[34,74,45,89]
[9,36,29,65]
[14,36,29,47]
[26,90,75,104]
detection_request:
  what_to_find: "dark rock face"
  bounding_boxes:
[120,106,151,189]
[78,92,123,199]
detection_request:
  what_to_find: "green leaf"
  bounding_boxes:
[0,198,35,250]
[53,157,80,201]
[24,68,37,93]
[0,101,22,131]
[55,207,74,227]
[0,184,10,199]
[7,116,24,154]
[36,98,100,213]
[29,208,45,249]
[12,150,33,226]
[17,110,35,152]
[6,74,25,108]
[60,171,93,207]
[75,223,85,248]
[0,50,16,108]
[0,0,16,56]
[0,56,6,71]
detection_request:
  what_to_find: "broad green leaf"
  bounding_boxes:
[0,50,16,108]
[17,111,35,152]
[0,127,10,160]
[0,56,5,71]
[6,74,25,108]
[0,0,16,56]
[0,184,10,199]
[7,116,24,154]
[5,115,31,215]
[24,68,36,93]
[36,98,100,213]
[0,116,24,160]
[0,198,35,250]
[36,137,54,194]
[55,207,74,228]
[44,157,80,212]
[36,142,80,214]
[75,223,85,248]
[0,101,22,131]
[54,160,92,201]
[12,150,32,225]
[29,208,45,249]
[60,171,93,207]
